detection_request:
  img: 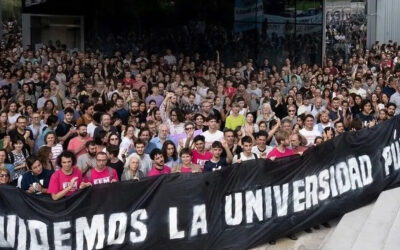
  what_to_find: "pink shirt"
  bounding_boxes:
[192,150,212,167]
[67,137,92,158]
[83,167,119,185]
[48,167,82,196]
[180,166,193,173]
[267,147,294,159]
[148,166,171,177]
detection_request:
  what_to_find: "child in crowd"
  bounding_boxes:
[232,136,258,164]
[252,131,273,159]
[172,148,202,173]
[204,141,228,172]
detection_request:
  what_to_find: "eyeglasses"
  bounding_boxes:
[110,138,119,141]
[288,110,295,112]
[0,174,9,178]
[185,127,194,130]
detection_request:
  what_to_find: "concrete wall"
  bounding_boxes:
[21,14,84,50]
[368,0,400,46]
[376,0,400,43]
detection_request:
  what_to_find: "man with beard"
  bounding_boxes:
[77,141,97,174]
[93,113,118,138]
[130,100,140,119]
[148,148,171,177]
[68,124,92,158]
[387,103,397,118]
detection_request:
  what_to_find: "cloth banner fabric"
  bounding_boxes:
[1,116,400,250]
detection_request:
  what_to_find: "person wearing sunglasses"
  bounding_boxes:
[0,168,11,185]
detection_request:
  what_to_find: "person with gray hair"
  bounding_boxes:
[121,154,144,181]
[150,123,176,149]
[256,102,277,127]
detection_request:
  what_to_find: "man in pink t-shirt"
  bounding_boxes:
[84,152,119,185]
[148,149,171,176]
[48,151,91,200]
[267,130,294,160]
[191,135,212,168]
[67,124,92,158]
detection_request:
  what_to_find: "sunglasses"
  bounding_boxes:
[0,174,9,178]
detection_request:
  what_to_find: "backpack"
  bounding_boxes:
[85,167,114,182]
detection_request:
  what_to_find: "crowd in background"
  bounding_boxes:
[0,18,399,209]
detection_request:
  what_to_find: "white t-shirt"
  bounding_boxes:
[202,130,224,149]
[8,113,21,125]
[120,137,134,153]
[252,145,273,158]
[300,127,321,146]
[232,152,257,164]
[87,122,97,138]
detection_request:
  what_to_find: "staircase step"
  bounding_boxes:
[322,203,374,250]
[351,187,400,250]
[383,202,400,250]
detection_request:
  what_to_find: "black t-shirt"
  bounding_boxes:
[221,145,242,159]
[107,160,124,180]
[55,121,75,149]
[8,128,34,152]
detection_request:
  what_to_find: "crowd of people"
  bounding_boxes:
[0,19,400,234]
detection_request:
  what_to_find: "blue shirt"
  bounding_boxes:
[150,136,177,149]
[115,108,129,125]
[20,169,53,192]
[204,158,228,172]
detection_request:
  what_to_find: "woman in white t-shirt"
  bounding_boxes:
[44,132,63,169]
[7,102,21,126]
[120,125,135,154]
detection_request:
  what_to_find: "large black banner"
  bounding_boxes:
[1,116,400,249]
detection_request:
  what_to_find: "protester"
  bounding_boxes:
[76,141,97,173]
[172,148,202,173]
[232,136,257,163]
[37,146,55,171]
[121,154,143,181]
[0,168,11,185]
[20,155,53,194]
[83,152,119,185]
[0,20,399,209]
[48,151,91,200]
[204,141,228,172]
[267,130,294,160]
[148,148,171,176]
[162,140,180,169]
[67,124,91,158]
[106,146,124,180]
[44,132,63,167]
